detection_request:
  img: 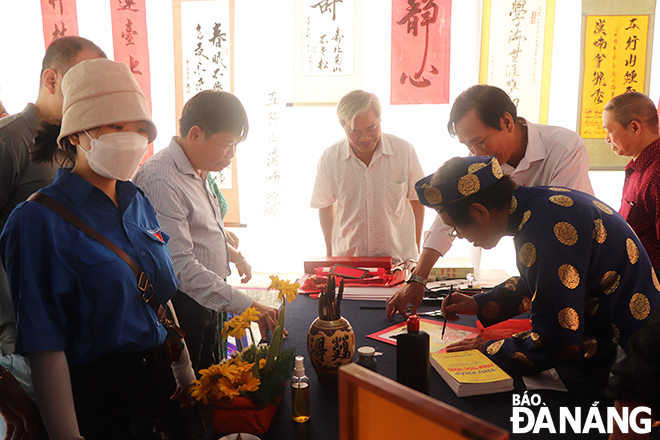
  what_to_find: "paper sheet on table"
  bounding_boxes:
[340,285,399,301]
[522,368,568,392]
[367,319,481,352]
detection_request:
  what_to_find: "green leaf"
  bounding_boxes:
[263,301,286,380]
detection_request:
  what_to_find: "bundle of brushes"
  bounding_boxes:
[317,274,344,321]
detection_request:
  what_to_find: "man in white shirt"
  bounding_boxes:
[387,84,594,319]
[310,90,425,265]
[134,91,279,373]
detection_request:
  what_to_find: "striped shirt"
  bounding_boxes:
[134,138,253,314]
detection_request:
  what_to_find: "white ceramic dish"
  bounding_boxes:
[218,434,260,440]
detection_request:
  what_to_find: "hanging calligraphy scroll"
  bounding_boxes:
[264,91,282,218]
[177,0,232,104]
[110,0,154,159]
[577,0,655,170]
[173,0,242,227]
[40,0,79,47]
[390,0,451,105]
[479,0,555,124]
[293,0,362,105]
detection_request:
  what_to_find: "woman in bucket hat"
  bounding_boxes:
[1,59,193,440]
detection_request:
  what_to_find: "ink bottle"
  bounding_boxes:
[395,314,430,394]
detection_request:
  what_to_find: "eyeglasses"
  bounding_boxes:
[346,124,380,142]
[446,227,460,237]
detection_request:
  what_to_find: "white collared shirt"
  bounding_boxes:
[133,137,253,314]
[310,133,425,264]
[423,119,595,254]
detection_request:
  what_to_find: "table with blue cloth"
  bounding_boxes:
[211,295,647,440]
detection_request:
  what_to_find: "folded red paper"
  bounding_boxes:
[304,256,392,274]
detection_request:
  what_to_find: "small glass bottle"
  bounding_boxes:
[291,355,310,423]
[356,346,377,372]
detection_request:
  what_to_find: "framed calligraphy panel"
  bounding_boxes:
[479,0,556,124]
[173,0,242,227]
[390,0,451,105]
[577,0,656,170]
[293,0,362,105]
[40,0,79,47]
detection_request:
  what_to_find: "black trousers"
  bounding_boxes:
[170,290,218,376]
[69,346,187,440]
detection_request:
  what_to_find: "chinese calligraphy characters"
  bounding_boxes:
[303,0,354,76]
[580,15,649,138]
[396,0,440,88]
[264,92,281,217]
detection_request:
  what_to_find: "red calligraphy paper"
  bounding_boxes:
[110,0,154,159]
[41,0,79,48]
[391,0,451,105]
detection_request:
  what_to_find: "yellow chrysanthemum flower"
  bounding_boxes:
[190,380,213,404]
[267,275,283,291]
[216,377,241,399]
[278,282,299,303]
[259,358,267,370]
[240,372,261,393]
[222,313,254,340]
[221,321,232,340]
[216,362,242,382]
[268,276,299,303]
[228,314,245,330]
[241,307,260,322]
[230,325,247,339]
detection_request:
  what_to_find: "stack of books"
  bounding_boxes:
[430,349,513,397]
[429,257,474,280]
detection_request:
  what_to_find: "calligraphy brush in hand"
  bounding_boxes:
[442,285,453,339]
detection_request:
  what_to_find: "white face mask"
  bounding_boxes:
[82,131,149,181]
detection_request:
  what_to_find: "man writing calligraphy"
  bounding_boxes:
[419,156,659,378]
[388,84,593,319]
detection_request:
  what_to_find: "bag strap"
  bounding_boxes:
[27,192,165,319]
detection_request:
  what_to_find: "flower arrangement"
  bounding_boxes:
[190,276,299,410]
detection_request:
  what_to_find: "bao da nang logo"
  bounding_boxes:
[510,392,652,435]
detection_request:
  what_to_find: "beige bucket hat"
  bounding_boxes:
[57,58,157,146]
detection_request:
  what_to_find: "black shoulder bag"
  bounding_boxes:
[27,192,185,363]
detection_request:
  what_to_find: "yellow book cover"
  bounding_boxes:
[431,349,513,397]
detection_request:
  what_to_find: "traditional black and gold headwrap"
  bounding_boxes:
[415,156,504,212]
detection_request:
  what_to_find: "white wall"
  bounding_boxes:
[0,0,658,277]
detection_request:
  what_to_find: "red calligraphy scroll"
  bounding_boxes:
[110,0,154,158]
[41,0,79,48]
[390,0,451,105]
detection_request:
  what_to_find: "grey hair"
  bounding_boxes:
[336,90,382,130]
[604,91,659,133]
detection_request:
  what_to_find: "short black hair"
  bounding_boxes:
[179,90,249,141]
[40,36,106,80]
[447,85,517,137]
[432,157,516,226]
[32,122,76,165]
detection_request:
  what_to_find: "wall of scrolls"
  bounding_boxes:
[1,0,659,275]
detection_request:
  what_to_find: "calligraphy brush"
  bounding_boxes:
[327,275,336,320]
[336,278,344,319]
[318,284,327,320]
[442,284,453,339]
